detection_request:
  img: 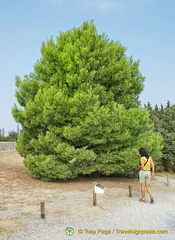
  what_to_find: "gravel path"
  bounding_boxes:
[0,149,175,240]
[1,177,175,240]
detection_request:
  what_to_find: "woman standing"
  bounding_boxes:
[138,148,155,203]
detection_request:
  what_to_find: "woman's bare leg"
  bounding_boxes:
[145,184,153,197]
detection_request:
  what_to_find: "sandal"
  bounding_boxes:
[150,197,154,204]
[139,198,146,203]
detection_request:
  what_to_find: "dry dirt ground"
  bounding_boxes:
[0,150,174,239]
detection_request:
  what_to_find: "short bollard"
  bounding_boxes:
[40,202,45,219]
[166,174,170,186]
[129,186,132,197]
[93,191,97,206]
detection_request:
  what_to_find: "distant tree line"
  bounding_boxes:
[0,128,19,142]
[144,101,175,172]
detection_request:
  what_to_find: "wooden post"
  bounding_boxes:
[166,174,170,186]
[129,186,132,197]
[93,191,97,206]
[40,202,45,219]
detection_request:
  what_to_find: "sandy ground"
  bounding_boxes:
[0,150,175,240]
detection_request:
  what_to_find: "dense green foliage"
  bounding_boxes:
[145,101,175,172]
[12,21,162,181]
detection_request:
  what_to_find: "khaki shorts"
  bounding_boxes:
[139,170,151,184]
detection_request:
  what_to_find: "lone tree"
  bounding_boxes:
[12,20,162,181]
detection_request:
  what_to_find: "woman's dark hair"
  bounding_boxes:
[139,148,149,159]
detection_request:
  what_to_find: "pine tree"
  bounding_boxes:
[160,102,175,171]
[12,20,162,181]
[146,101,175,172]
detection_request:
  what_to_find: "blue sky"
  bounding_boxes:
[0,0,175,134]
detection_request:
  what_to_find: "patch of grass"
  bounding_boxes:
[0,225,7,234]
